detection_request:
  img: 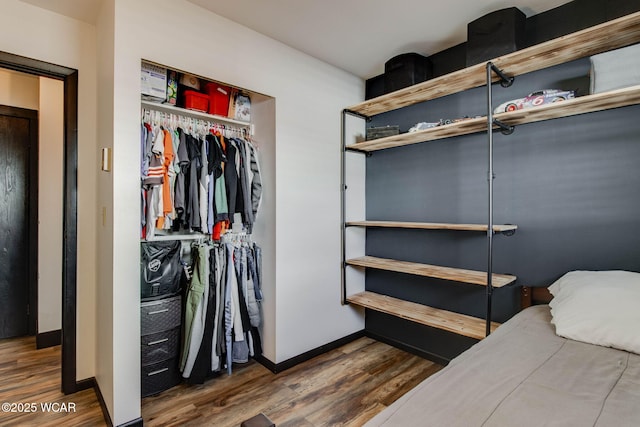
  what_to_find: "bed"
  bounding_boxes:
[366,271,640,426]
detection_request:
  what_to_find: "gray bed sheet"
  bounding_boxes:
[365,305,640,427]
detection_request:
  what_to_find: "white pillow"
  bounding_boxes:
[549,270,640,355]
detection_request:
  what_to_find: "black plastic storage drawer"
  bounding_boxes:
[141,357,181,397]
[140,295,181,336]
[141,326,180,366]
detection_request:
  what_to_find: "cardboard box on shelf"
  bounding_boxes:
[141,61,167,102]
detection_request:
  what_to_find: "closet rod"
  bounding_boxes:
[142,108,248,137]
[141,100,252,129]
[144,234,207,242]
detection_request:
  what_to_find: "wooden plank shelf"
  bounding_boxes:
[497,84,640,127]
[347,86,640,152]
[346,220,517,233]
[347,291,499,339]
[347,85,640,152]
[346,256,516,287]
[346,11,640,117]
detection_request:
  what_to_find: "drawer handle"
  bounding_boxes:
[147,308,169,315]
[147,367,169,376]
[147,338,169,346]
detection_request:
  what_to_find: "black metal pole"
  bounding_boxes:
[485,62,495,336]
[340,109,347,305]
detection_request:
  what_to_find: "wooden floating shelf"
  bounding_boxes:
[346,220,517,233]
[497,84,640,127]
[346,11,640,117]
[349,117,487,152]
[346,85,640,152]
[347,291,499,340]
[346,256,516,287]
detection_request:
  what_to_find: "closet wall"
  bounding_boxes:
[96,0,364,424]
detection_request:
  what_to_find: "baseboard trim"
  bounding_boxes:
[88,378,144,427]
[91,378,114,427]
[255,330,366,373]
[75,377,96,392]
[117,417,144,427]
[365,331,451,366]
[36,329,61,349]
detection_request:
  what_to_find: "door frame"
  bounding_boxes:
[0,104,38,337]
[0,51,78,394]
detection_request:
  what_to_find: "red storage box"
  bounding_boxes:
[183,90,209,112]
[204,82,231,117]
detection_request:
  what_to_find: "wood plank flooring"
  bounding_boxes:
[0,335,443,426]
[0,336,106,427]
[142,337,443,427]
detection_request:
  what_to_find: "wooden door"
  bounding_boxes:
[0,105,37,339]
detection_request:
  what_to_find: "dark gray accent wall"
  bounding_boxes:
[364,57,640,361]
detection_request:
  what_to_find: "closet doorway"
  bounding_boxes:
[0,105,38,339]
[0,51,78,394]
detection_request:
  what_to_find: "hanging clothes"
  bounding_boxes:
[180,244,210,377]
[173,127,189,230]
[140,109,262,239]
[157,129,175,229]
[179,237,264,380]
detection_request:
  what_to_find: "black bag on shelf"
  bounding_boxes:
[384,53,432,93]
[140,241,182,300]
[466,7,526,66]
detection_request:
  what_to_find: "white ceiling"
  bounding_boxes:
[20,0,103,26]
[20,0,571,79]
[186,0,571,78]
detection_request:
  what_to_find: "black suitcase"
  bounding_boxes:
[140,241,182,300]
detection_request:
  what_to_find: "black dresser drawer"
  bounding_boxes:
[140,295,181,335]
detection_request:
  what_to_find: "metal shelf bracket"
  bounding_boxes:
[489,63,514,87]
[493,119,515,135]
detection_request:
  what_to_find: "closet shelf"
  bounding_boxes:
[141,100,251,127]
[346,256,516,287]
[346,221,517,233]
[347,85,640,152]
[346,11,640,117]
[347,291,499,339]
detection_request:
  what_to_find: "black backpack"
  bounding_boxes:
[140,241,182,300]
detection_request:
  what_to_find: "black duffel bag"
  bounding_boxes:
[141,241,182,300]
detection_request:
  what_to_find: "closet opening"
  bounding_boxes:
[0,51,79,394]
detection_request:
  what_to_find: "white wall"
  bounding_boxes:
[249,94,277,360]
[38,77,64,333]
[95,0,116,420]
[94,0,365,423]
[0,0,98,380]
[0,68,39,109]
